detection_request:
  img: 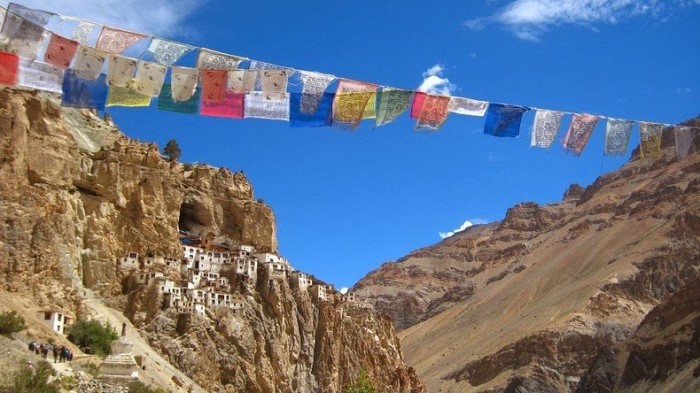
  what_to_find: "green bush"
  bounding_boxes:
[0,311,26,335]
[128,380,167,393]
[344,369,376,393]
[1,359,59,393]
[66,319,119,357]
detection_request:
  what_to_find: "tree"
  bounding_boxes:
[0,311,26,335]
[66,319,119,357]
[163,139,181,163]
[344,369,376,393]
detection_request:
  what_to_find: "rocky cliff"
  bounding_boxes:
[353,120,700,392]
[0,87,423,392]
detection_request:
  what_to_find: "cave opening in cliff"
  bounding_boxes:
[178,202,207,234]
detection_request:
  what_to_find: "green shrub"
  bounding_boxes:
[0,311,26,335]
[1,359,59,393]
[344,369,376,393]
[66,319,119,357]
[128,380,167,393]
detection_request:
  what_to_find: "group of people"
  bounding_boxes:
[28,340,73,363]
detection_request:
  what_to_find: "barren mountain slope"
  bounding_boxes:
[355,123,699,392]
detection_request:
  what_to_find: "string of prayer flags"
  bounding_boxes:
[227,70,255,93]
[157,83,201,114]
[290,92,334,127]
[375,87,412,127]
[563,114,600,155]
[197,48,245,70]
[170,66,199,101]
[0,51,19,85]
[332,80,376,129]
[96,27,146,54]
[145,38,195,66]
[484,103,530,137]
[261,69,288,100]
[7,3,53,27]
[448,96,488,117]
[410,91,426,119]
[248,60,293,91]
[134,61,166,96]
[604,118,634,156]
[531,109,565,148]
[416,94,450,131]
[639,122,664,159]
[244,91,290,121]
[18,59,64,94]
[675,127,697,159]
[45,34,79,69]
[299,71,335,115]
[200,91,244,118]
[200,69,228,104]
[61,71,108,110]
[106,55,137,87]
[107,81,152,107]
[5,18,45,60]
[72,46,107,80]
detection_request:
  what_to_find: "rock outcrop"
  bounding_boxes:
[354,119,700,391]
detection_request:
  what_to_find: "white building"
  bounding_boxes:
[290,271,313,290]
[235,258,258,284]
[254,253,281,264]
[136,271,163,285]
[233,245,255,258]
[37,310,73,334]
[195,251,231,272]
[118,253,139,271]
[309,284,327,301]
[182,245,204,261]
[342,292,357,302]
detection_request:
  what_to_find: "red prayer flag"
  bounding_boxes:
[45,34,79,69]
[200,92,245,119]
[0,52,20,86]
[410,91,427,119]
[200,69,228,104]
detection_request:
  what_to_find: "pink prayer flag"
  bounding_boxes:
[96,27,146,54]
[563,114,600,155]
[200,91,244,119]
[410,92,427,119]
[44,34,79,69]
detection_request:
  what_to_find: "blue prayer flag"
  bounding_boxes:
[290,92,334,128]
[61,71,108,111]
[157,83,201,114]
[483,103,530,137]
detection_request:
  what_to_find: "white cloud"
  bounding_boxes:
[1,0,205,36]
[418,64,457,96]
[439,218,489,239]
[339,287,349,295]
[464,0,699,41]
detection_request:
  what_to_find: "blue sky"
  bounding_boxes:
[6,0,699,291]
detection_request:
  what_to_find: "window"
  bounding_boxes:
[44,312,51,320]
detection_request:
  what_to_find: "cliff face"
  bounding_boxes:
[0,87,423,392]
[353,121,700,392]
[0,87,276,298]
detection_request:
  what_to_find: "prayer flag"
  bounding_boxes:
[290,92,334,127]
[134,60,166,96]
[261,69,288,100]
[0,7,5,33]
[484,103,530,137]
[157,83,200,114]
[604,118,634,156]
[71,46,107,80]
[299,71,335,115]
[61,71,108,110]
[531,109,565,148]
[106,54,137,87]
[18,59,64,94]
[416,94,450,131]
[362,91,377,119]
[639,122,664,159]
[563,114,600,155]
[675,127,697,160]
[72,21,96,45]
[96,26,146,54]
[44,34,79,69]
[5,18,45,60]
[200,91,244,118]
[171,66,198,101]
[145,38,194,66]
[7,3,53,26]
[448,97,488,117]
[107,81,151,107]
[0,51,20,86]
[332,79,376,130]
[244,91,289,121]
[410,92,426,119]
[200,69,228,104]
[247,60,293,91]
[227,70,255,93]
[0,11,22,45]
[197,48,244,70]
[375,87,412,127]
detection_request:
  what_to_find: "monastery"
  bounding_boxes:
[117,233,365,318]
